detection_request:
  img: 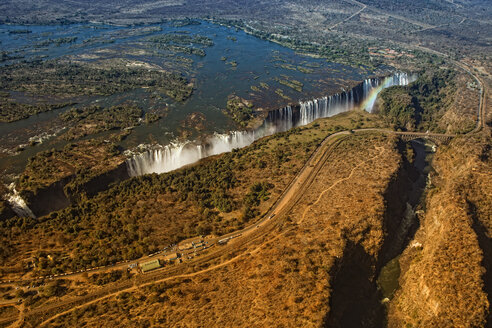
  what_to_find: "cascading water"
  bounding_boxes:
[7,184,35,219]
[126,131,256,176]
[126,72,416,176]
[361,72,414,112]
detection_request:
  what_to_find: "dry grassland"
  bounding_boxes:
[47,133,404,327]
[389,132,491,327]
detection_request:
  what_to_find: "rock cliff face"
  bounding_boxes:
[388,132,491,327]
[65,161,130,202]
[21,177,72,218]
[0,183,17,220]
[0,199,15,221]
[21,162,129,217]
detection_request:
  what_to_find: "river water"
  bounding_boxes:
[377,139,435,300]
[0,20,385,179]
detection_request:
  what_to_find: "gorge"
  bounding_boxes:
[7,72,414,217]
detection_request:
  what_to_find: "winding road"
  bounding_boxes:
[1,42,487,327]
[10,131,352,327]
[7,126,468,327]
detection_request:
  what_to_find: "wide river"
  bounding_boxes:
[0,20,400,179]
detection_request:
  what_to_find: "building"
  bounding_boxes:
[179,243,193,250]
[218,238,230,245]
[163,253,180,262]
[140,259,162,273]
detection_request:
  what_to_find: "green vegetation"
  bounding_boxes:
[241,182,272,221]
[0,92,73,122]
[0,185,15,222]
[378,86,415,130]
[115,26,162,37]
[24,152,244,271]
[274,75,303,92]
[17,139,124,196]
[43,131,403,328]
[0,60,193,102]
[39,280,68,298]
[243,182,273,219]
[216,19,375,68]
[150,43,206,56]
[60,104,143,140]
[275,88,290,100]
[144,112,161,124]
[278,63,297,71]
[147,32,213,57]
[297,66,314,74]
[378,69,456,132]
[38,150,271,270]
[89,270,131,285]
[224,95,255,127]
[8,29,31,34]
[0,2,489,326]
[301,61,321,68]
[0,305,18,319]
[170,19,201,27]
[0,51,24,63]
[0,200,14,221]
[1,110,386,278]
[82,37,115,46]
[15,279,69,307]
[36,36,77,47]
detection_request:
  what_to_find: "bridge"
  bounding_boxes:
[393,132,455,145]
[354,129,456,145]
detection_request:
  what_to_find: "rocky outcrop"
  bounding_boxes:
[377,141,419,267]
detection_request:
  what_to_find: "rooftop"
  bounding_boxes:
[140,259,162,272]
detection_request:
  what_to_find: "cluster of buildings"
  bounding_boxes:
[138,238,215,273]
[140,252,180,273]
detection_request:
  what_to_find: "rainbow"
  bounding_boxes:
[361,73,415,112]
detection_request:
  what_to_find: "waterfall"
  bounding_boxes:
[360,72,416,112]
[7,184,35,219]
[126,72,416,176]
[127,131,256,176]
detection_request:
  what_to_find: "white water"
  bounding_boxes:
[127,72,415,176]
[361,72,414,112]
[126,131,256,175]
[7,184,35,218]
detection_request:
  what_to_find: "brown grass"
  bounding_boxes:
[438,72,480,134]
[1,110,385,279]
[46,133,403,327]
[388,131,491,327]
